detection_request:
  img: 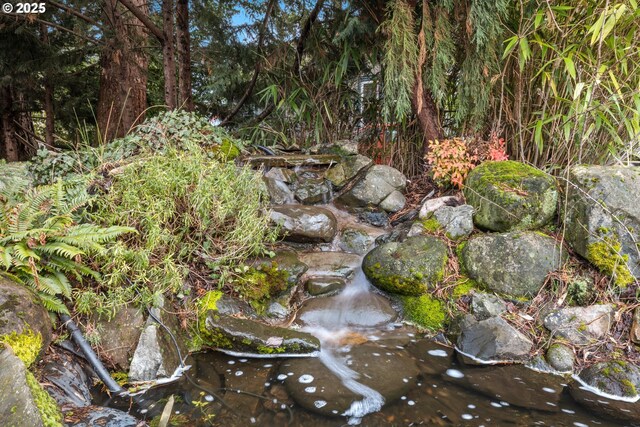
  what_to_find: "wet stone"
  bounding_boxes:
[298,252,361,281]
[41,350,92,408]
[545,343,575,372]
[279,344,419,418]
[64,406,140,427]
[543,304,614,345]
[305,277,346,296]
[338,227,376,255]
[295,292,397,329]
[263,177,295,205]
[457,315,533,363]
[471,293,507,320]
[270,205,338,243]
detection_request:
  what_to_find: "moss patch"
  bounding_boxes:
[421,217,442,233]
[0,328,42,368]
[452,277,477,299]
[402,294,446,330]
[586,236,634,287]
[233,263,290,314]
[25,371,63,427]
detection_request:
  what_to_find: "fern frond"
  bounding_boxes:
[40,270,72,298]
[37,292,69,315]
[37,242,85,259]
[12,242,40,261]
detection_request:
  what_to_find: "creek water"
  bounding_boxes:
[101,263,637,426]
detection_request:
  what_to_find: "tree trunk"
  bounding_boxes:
[97,0,149,142]
[0,86,34,161]
[162,0,177,110]
[41,23,55,148]
[176,0,193,111]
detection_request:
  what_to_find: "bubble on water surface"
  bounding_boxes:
[277,374,288,381]
[314,400,327,408]
[428,349,449,357]
[298,374,314,384]
[462,414,473,420]
[446,369,464,378]
[235,371,243,376]
[542,387,555,393]
[204,395,214,402]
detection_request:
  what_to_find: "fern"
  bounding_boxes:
[0,181,134,314]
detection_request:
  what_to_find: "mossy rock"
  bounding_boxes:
[463,161,558,232]
[578,360,640,398]
[362,235,448,296]
[460,231,566,298]
[563,165,640,286]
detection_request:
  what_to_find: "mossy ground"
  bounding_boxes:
[402,294,446,330]
[586,236,634,287]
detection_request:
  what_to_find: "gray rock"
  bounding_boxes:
[266,301,289,319]
[325,154,372,188]
[0,277,52,354]
[418,196,460,219]
[298,252,361,280]
[460,231,566,298]
[357,209,389,227]
[202,312,320,355]
[632,306,640,344]
[433,204,474,239]
[270,205,338,243]
[338,227,376,255]
[264,167,296,183]
[91,306,145,370]
[564,165,640,284]
[463,160,558,232]
[457,315,533,363]
[407,222,425,237]
[279,344,418,418]
[379,190,406,213]
[471,293,507,320]
[305,277,346,296]
[263,177,295,205]
[543,304,614,345]
[336,165,406,208]
[296,292,397,329]
[363,235,448,296]
[129,302,188,382]
[294,178,332,204]
[0,347,46,427]
[545,343,575,372]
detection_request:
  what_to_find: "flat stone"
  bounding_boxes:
[264,167,296,183]
[270,205,338,243]
[296,292,397,329]
[0,348,45,427]
[543,304,614,345]
[279,344,418,418]
[202,312,320,356]
[471,293,507,320]
[298,252,361,280]
[460,231,566,298]
[305,277,346,296]
[337,227,376,255]
[457,315,533,363]
[247,154,341,168]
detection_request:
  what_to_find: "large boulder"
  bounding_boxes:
[336,165,406,212]
[363,235,448,296]
[543,304,614,345]
[325,154,372,188]
[270,205,337,243]
[464,161,558,231]
[0,347,51,427]
[0,278,52,356]
[564,165,640,286]
[457,315,533,363]
[460,231,565,297]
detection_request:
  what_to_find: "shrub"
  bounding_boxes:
[86,145,277,313]
[426,138,478,189]
[0,180,133,313]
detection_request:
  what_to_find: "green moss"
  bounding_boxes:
[402,294,446,331]
[586,236,634,287]
[256,344,286,354]
[620,379,637,397]
[197,290,222,315]
[452,277,477,299]
[233,263,290,314]
[25,371,63,427]
[210,138,241,161]
[421,217,442,233]
[0,328,42,368]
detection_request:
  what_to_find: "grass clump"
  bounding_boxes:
[82,145,277,314]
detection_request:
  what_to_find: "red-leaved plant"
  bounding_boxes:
[425,138,478,189]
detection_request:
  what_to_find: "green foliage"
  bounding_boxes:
[29,111,242,185]
[567,277,594,306]
[502,0,640,166]
[381,0,419,122]
[0,161,32,203]
[25,371,63,427]
[0,180,134,313]
[0,328,42,367]
[88,146,277,313]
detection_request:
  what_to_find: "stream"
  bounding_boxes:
[100,259,635,426]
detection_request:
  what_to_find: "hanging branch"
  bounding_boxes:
[5,13,102,45]
[117,0,164,43]
[46,0,103,28]
[249,0,326,126]
[220,0,277,125]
